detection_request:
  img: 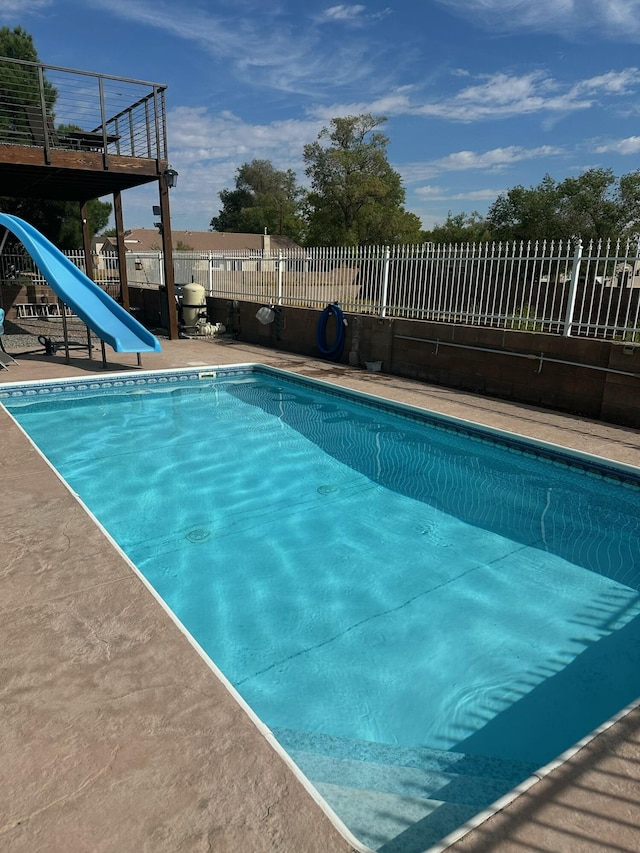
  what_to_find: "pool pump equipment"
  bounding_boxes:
[181,283,207,331]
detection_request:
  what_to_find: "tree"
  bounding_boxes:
[423,211,492,244]
[0,26,56,143]
[0,197,111,249]
[487,169,640,242]
[303,114,422,246]
[487,174,564,241]
[616,170,640,239]
[211,159,306,242]
[0,27,111,248]
[559,168,640,239]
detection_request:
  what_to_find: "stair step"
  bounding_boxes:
[287,749,519,808]
[272,726,538,785]
[314,782,480,853]
[272,728,539,852]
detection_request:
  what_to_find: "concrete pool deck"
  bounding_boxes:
[1,335,639,853]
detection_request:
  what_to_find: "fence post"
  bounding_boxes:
[208,252,213,295]
[563,238,582,337]
[277,250,283,305]
[380,246,390,318]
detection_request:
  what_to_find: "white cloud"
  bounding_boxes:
[434,0,640,43]
[414,186,504,201]
[595,136,640,155]
[412,184,446,198]
[573,69,640,95]
[402,145,563,181]
[90,0,377,96]
[321,4,366,21]
[415,72,593,121]
[312,68,640,126]
[0,0,50,13]
[317,4,391,24]
[309,89,414,121]
[168,107,321,165]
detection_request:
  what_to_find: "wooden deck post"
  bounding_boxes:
[113,191,130,311]
[158,172,178,340]
[80,201,94,360]
[80,201,93,281]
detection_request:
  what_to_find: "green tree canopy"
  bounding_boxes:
[617,171,640,239]
[303,114,422,246]
[0,197,111,249]
[0,26,57,143]
[559,168,640,239]
[487,169,640,242]
[210,159,306,242]
[0,27,111,247]
[0,26,56,108]
[487,174,563,241]
[423,211,492,244]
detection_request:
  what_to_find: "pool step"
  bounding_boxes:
[272,727,538,852]
[312,782,479,853]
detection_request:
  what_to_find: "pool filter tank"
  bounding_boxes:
[181,283,206,329]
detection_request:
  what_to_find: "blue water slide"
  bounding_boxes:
[0,213,161,353]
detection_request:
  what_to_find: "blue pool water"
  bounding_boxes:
[4,365,640,852]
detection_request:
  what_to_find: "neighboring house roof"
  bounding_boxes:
[99,230,301,253]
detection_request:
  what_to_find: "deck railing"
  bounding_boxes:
[0,56,167,160]
[1,238,639,341]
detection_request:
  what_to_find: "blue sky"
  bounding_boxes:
[3,0,640,234]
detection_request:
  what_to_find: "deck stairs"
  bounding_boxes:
[272,727,539,853]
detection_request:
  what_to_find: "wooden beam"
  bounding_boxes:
[158,173,178,340]
[80,201,94,363]
[113,191,130,311]
[80,202,94,282]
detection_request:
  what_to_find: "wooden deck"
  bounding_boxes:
[0,58,169,200]
[0,56,180,339]
[0,142,162,200]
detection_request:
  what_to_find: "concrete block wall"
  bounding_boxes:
[146,293,640,429]
[1,280,59,313]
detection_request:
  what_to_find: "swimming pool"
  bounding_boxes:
[3,364,640,853]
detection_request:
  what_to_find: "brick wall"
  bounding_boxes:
[1,279,58,313]
[55,287,636,429]
[204,296,640,428]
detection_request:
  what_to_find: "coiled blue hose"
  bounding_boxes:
[316,302,345,361]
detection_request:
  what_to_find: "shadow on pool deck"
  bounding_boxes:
[1,333,640,853]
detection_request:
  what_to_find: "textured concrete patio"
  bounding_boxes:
[1,334,639,853]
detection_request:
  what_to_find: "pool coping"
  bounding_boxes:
[1,364,371,852]
[5,362,640,853]
[427,694,640,852]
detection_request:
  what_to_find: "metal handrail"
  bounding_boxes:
[0,56,167,89]
[0,55,168,161]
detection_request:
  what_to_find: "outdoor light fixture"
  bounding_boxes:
[164,166,178,188]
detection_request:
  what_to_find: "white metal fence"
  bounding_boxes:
[2,239,639,341]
